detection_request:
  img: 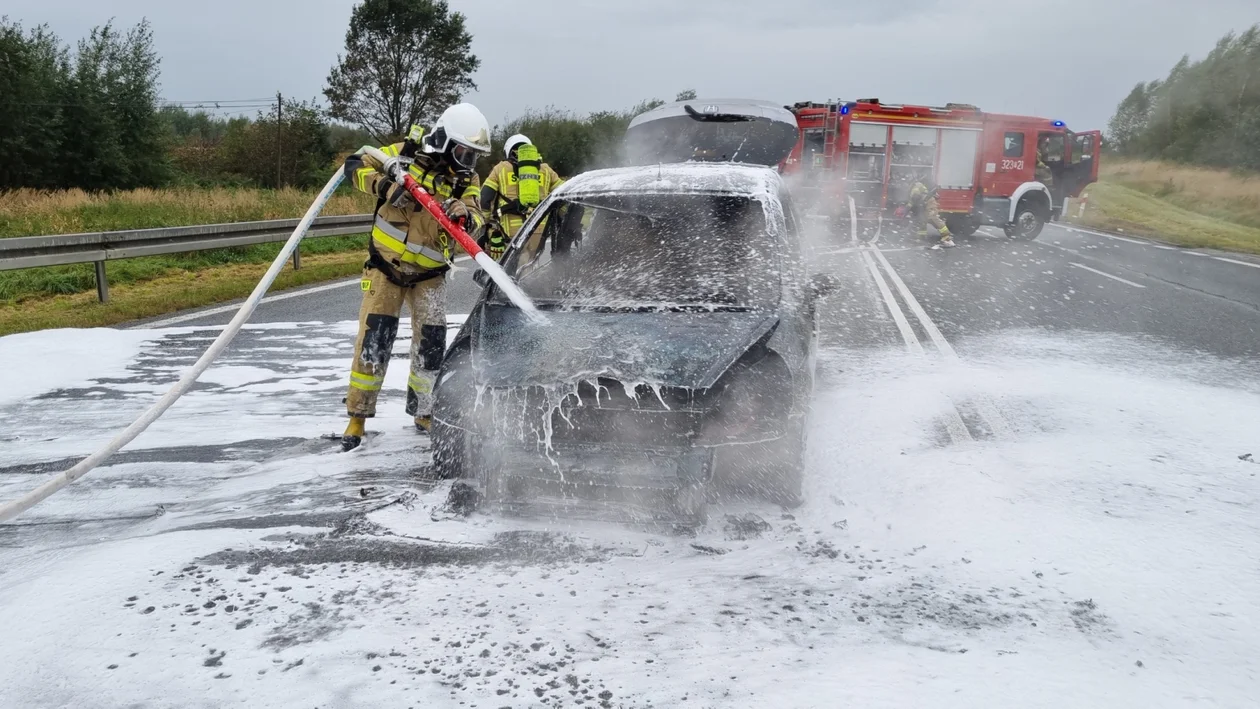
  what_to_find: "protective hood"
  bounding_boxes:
[473,307,780,390]
[623,99,799,167]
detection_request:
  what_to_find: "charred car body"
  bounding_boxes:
[432,100,825,524]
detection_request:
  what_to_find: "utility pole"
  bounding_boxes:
[276,91,283,189]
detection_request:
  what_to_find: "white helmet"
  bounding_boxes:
[503,133,532,158]
[425,103,492,173]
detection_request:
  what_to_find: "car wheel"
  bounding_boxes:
[767,418,806,508]
[672,481,708,529]
[431,347,475,481]
[1004,200,1045,240]
[430,420,468,481]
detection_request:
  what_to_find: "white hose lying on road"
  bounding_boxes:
[0,169,347,524]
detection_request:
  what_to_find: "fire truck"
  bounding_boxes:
[782,99,1101,239]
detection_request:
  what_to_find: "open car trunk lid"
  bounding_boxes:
[623,99,799,167]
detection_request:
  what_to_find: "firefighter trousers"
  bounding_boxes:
[916,200,950,238]
[345,267,447,419]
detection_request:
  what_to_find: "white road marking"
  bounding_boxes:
[860,250,923,357]
[1213,256,1260,270]
[1059,225,1177,250]
[1069,262,1147,288]
[870,247,1012,440]
[848,196,859,246]
[860,249,971,444]
[133,255,475,329]
[134,278,361,328]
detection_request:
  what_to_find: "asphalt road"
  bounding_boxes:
[3,218,1260,707]
[870,223,1260,361]
[129,255,486,329]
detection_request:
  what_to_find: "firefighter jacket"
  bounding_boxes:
[909,181,937,210]
[345,143,484,283]
[481,159,565,238]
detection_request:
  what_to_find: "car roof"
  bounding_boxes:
[553,162,784,200]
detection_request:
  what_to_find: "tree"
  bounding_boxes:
[0,19,69,190]
[483,98,671,177]
[1105,25,1260,170]
[675,89,697,102]
[219,98,335,188]
[1106,82,1153,154]
[324,0,479,142]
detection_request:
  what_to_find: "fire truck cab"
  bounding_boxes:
[783,99,1101,239]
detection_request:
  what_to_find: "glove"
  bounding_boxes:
[442,198,470,226]
[375,180,414,209]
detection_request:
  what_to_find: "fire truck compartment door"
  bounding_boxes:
[624,99,800,166]
[938,129,980,189]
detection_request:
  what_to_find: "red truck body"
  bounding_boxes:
[782,99,1101,237]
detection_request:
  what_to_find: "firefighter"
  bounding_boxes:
[909,177,956,248]
[339,103,491,452]
[479,134,565,260]
[1036,136,1054,187]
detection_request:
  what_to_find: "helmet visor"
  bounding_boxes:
[450,143,480,172]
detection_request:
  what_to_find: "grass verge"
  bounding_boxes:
[1066,181,1260,254]
[0,185,374,237]
[0,250,366,336]
[1095,159,1260,230]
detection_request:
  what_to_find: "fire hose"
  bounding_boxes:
[357,146,542,322]
[0,148,542,523]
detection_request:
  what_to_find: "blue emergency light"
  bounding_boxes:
[1053,120,1065,127]
[840,104,851,115]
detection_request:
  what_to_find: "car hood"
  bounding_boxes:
[473,306,780,390]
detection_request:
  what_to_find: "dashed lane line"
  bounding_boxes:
[1069,262,1147,289]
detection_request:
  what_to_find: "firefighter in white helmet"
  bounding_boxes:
[479,134,566,260]
[339,103,492,451]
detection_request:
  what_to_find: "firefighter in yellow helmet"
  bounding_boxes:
[479,134,565,260]
[909,175,956,248]
[1036,136,1055,187]
[339,103,491,452]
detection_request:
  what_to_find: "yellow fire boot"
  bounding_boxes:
[342,416,367,452]
[414,415,432,434]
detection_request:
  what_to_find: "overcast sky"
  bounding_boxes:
[9,0,1259,134]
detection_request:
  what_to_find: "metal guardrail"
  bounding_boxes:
[0,214,372,302]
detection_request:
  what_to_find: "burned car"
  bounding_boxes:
[432,101,826,525]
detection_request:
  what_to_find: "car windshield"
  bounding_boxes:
[499,192,780,311]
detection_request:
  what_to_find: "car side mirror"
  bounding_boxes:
[810,273,839,299]
[473,269,490,288]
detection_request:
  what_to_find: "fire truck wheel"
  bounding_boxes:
[945,216,978,238]
[1004,201,1046,240]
